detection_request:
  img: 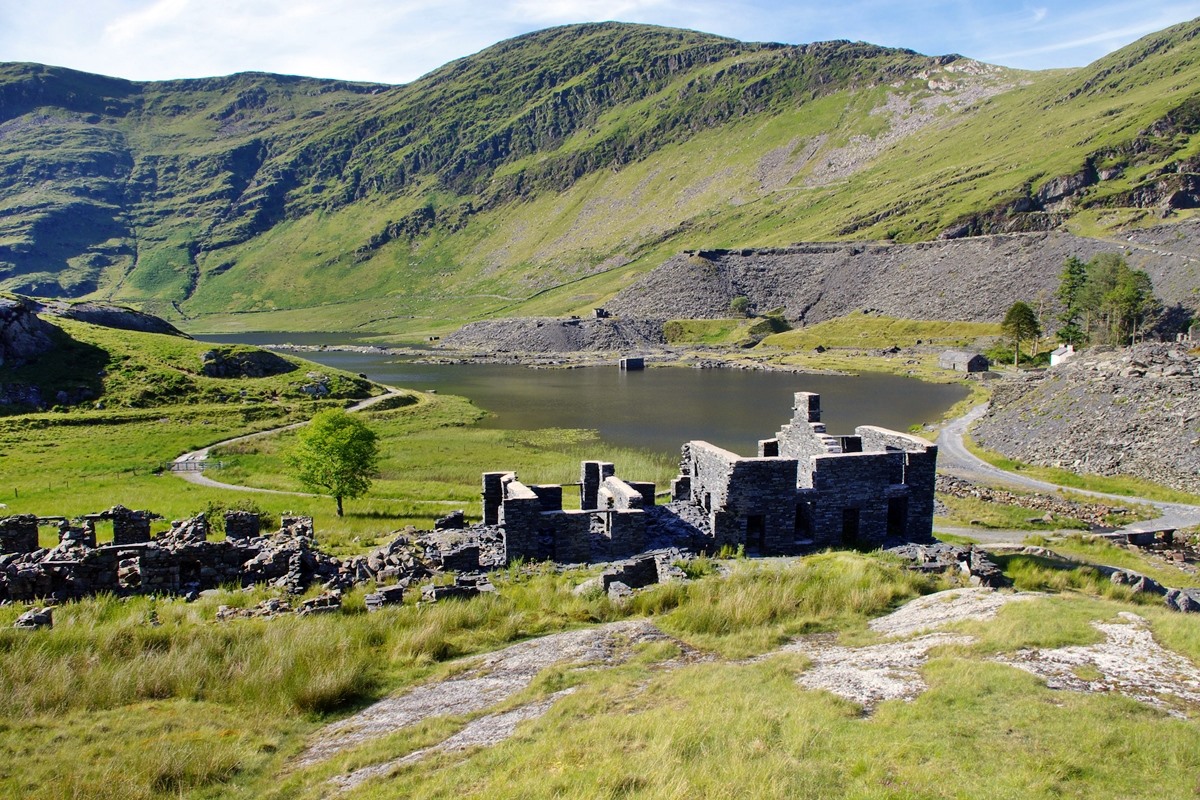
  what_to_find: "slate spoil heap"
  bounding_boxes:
[974,343,1200,494]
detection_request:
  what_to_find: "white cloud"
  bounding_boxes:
[0,0,1196,82]
[104,0,192,44]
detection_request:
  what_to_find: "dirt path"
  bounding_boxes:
[169,387,406,495]
[938,402,1200,538]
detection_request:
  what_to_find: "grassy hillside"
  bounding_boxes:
[0,556,1197,799]
[0,20,1198,334]
[0,311,375,412]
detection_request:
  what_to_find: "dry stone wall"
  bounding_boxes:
[0,509,433,603]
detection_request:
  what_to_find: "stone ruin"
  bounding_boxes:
[482,391,938,564]
[483,461,658,564]
[0,391,939,609]
[0,507,433,605]
[683,391,937,553]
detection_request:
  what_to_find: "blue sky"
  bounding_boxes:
[1,0,1197,83]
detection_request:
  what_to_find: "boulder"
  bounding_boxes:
[14,607,53,630]
[0,297,54,368]
[1165,588,1200,613]
[1110,570,1166,596]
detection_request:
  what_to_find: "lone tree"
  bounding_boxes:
[1002,300,1041,366]
[729,295,751,317]
[286,408,379,516]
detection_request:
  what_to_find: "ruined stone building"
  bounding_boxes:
[485,392,937,562]
[674,392,936,554]
[484,462,656,563]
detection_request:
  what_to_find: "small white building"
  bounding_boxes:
[1050,344,1076,366]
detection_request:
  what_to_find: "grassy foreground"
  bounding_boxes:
[1,552,1198,799]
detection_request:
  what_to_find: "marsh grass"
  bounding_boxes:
[656,551,943,657]
[3,550,1199,798]
[991,552,1151,603]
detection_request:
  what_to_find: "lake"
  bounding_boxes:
[197,334,967,457]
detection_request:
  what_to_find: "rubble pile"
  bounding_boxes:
[936,475,1133,528]
[887,542,1010,588]
[0,509,432,604]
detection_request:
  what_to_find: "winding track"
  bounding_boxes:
[169,387,406,496]
[170,391,1200,538]
[938,402,1200,540]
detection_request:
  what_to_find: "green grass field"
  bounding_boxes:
[0,553,1197,799]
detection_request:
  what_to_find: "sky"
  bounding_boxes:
[1,0,1198,84]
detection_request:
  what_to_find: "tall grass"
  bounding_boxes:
[658,551,941,656]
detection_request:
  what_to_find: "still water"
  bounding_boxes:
[198,334,966,457]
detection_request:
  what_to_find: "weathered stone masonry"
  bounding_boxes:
[485,460,653,564]
[487,391,937,562]
[679,391,936,553]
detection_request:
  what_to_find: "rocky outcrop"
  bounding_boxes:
[972,343,1200,493]
[440,316,665,353]
[199,347,296,378]
[34,300,187,336]
[0,296,54,367]
[605,224,1200,325]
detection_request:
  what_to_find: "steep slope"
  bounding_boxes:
[0,20,1198,334]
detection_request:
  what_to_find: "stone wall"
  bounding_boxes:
[598,476,645,510]
[0,511,431,603]
[0,514,38,554]
[499,477,542,563]
[807,451,906,547]
[674,392,937,553]
[552,512,592,563]
[580,461,615,510]
[857,426,938,539]
[685,442,800,553]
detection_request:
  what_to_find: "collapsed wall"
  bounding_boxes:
[0,509,432,603]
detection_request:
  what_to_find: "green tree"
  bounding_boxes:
[729,295,751,317]
[1056,256,1088,346]
[1071,253,1160,345]
[286,409,379,516]
[1002,300,1041,366]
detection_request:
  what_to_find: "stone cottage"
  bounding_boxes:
[672,392,936,554]
[485,391,936,563]
[938,350,989,372]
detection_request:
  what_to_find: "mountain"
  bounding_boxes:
[0,20,1198,335]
